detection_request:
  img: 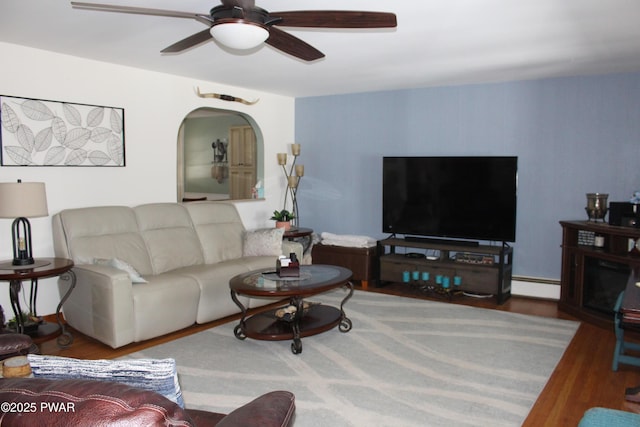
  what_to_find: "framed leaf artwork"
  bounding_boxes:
[0,95,125,166]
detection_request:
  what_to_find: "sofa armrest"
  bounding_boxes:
[58,264,136,348]
[185,391,295,427]
[214,391,295,427]
[0,333,38,360]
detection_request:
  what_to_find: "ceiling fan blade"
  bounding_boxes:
[70,2,212,25]
[270,11,397,29]
[161,28,213,53]
[265,27,324,62]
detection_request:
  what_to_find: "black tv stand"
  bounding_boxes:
[404,236,479,248]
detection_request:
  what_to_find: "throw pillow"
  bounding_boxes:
[93,258,148,283]
[243,227,285,257]
[27,355,184,408]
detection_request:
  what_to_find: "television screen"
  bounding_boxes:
[382,156,518,242]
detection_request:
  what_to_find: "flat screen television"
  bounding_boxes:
[382,156,518,243]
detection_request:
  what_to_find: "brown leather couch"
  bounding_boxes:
[0,377,295,427]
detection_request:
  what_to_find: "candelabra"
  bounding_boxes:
[277,144,304,227]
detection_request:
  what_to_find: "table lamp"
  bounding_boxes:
[0,180,49,266]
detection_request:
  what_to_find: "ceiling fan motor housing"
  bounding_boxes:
[209,5,281,27]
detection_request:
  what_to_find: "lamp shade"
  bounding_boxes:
[0,182,48,218]
[210,22,269,50]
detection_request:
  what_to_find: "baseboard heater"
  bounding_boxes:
[511,276,560,300]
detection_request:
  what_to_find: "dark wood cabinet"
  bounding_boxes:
[559,220,640,327]
[377,238,513,304]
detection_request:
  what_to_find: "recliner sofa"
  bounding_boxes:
[52,201,295,348]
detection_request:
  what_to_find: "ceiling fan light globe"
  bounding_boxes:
[209,22,269,50]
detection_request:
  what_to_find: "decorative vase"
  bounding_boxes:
[275,221,291,231]
[585,193,608,222]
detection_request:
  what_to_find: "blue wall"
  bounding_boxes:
[295,73,640,279]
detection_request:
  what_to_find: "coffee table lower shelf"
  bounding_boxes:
[242,304,342,339]
[234,304,351,354]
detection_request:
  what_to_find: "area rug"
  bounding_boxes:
[127,290,579,427]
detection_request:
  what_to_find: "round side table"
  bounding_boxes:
[283,227,313,253]
[0,257,76,348]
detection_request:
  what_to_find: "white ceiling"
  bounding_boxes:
[2,0,640,98]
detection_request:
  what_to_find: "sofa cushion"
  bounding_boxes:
[184,202,245,264]
[135,203,204,274]
[175,260,257,323]
[27,354,184,408]
[243,228,285,257]
[55,206,153,275]
[131,273,200,341]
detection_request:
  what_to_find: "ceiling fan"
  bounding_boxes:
[70,1,397,61]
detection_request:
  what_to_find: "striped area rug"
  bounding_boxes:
[128,290,579,427]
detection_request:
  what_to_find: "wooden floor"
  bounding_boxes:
[37,284,640,426]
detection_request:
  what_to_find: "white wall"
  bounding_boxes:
[0,42,295,316]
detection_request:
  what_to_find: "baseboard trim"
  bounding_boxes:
[512,276,560,300]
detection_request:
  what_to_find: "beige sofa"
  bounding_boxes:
[52,201,299,348]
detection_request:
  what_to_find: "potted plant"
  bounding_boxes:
[271,209,295,230]
[7,311,41,334]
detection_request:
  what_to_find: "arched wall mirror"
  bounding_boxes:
[177,108,264,201]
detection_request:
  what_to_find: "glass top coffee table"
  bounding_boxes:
[229,264,354,354]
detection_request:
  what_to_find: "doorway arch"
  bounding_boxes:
[177,107,264,201]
